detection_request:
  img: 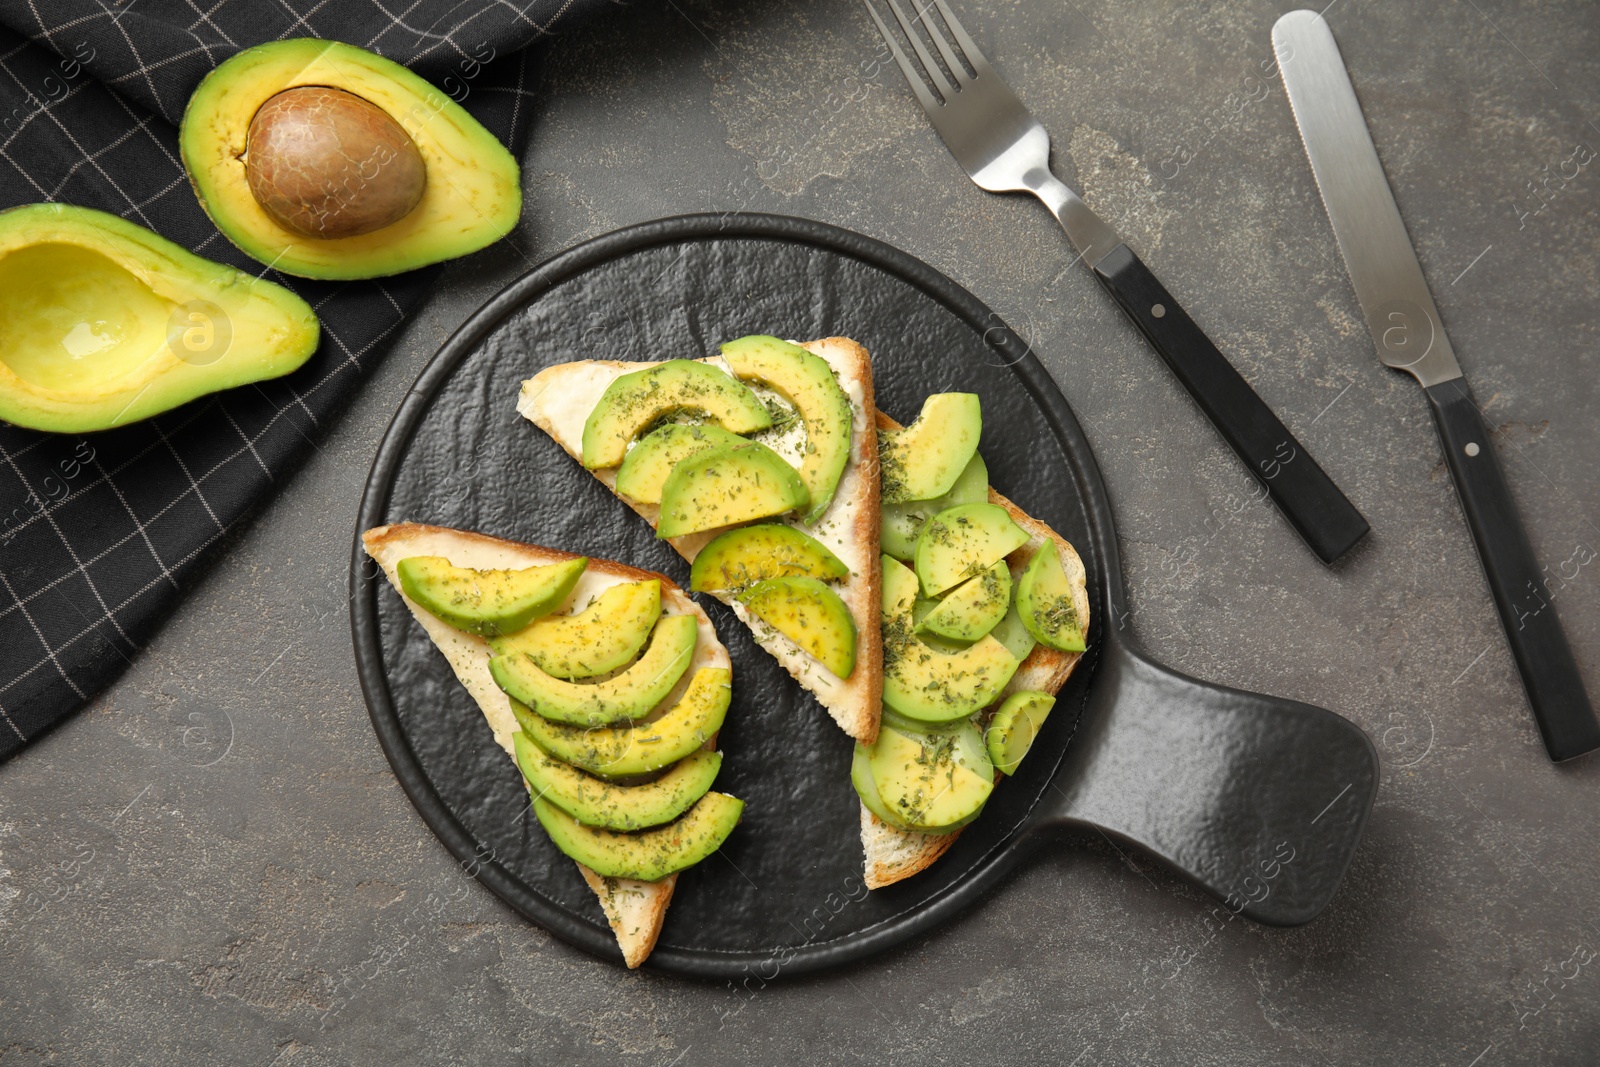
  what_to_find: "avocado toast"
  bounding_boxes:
[363,522,741,967]
[517,336,884,744]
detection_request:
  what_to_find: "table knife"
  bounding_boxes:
[1274,9,1600,761]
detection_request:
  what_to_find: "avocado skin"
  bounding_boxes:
[516,734,721,831]
[581,360,771,469]
[534,791,745,881]
[489,613,697,726]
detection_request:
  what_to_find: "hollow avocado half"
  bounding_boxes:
[0,203,319,433]
[179,39,521,280]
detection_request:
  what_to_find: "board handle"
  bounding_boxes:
[1034,633,1378,925]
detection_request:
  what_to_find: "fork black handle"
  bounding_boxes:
[1092,243,1369,565]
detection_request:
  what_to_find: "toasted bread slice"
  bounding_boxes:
[517,337,883,743]
[860,412,1091,890]
[362,521,733,968]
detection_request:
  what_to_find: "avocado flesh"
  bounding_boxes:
[398,554,586,637]
[914,502,1030,597]
[987,598,1039,663]
[916,559,1011,642]
[720,335,853,524]
[512,667,731,776]
[490,579,660,679]
[656,442,809,538]
[882,451,988,561]
[582,361,772,469]
[180,39,521,280]
[986,691,1056,776]
[866,722,993,833]
[689,523,848,593]
[738,576,857,679]
[533,791,744,881]
[0,204,318,433]
[882,556,1019,723]
[490,613,697,726]
[851,741,906,828]
[615,423,749,505]
[1016,539,1086,652]
[878,393,983,504]
[515,733,720,831]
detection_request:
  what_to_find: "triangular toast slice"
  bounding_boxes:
[362,521,733,967]
[859,411,1092,889]
[517,337,883,743]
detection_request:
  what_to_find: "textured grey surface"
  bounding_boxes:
[3,0,1598,1063]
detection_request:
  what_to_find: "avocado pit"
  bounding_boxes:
[244,85,425,240]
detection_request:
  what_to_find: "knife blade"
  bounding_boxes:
[1273,9,1600,761]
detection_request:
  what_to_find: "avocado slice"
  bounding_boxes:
[1016,539,1086,652]
[916,559,1011,642]
[581,361,772,469]
[514,733,721,831]
[881,451,989,561]
[614,423,750,505]
[656,442,809,538]
[533,791,744,881]
[882,556,1020,723]
[986,691,1056,776]
[489,579,661,679]
[689,523,849,593]
[850,741,905,827]
[913,503,1030,597]
[398,555,586,637]
[738,576,857,679]
[489,613,697,726]
[0,204,319,433]
[512,667,731,776]
[180,40,521,280]
[865,721,994,833]
[878,393,983,504]
[720,335,854,523]
[987,598,1039,663]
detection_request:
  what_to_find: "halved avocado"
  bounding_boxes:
[690,523,848,593]
[514,733,720,831]
[881,451,989,561]
[916,559,1011,642]
[512,667,731,776]
[180,39,521,280]
[533,791,744,881]
[986,691,1056,776]
[489,579,661,679]
[614,423,749,505]
[738,576,857,679]
[1016,539,1086,652]
[720,335,853,523]
[865,721,993,833]
[582,361,772,469]
[656,442,809,538]
[914,502,1030,597]
[398,555,585,637]
[878,393,982,503]
[882,555,1019,723]
[489,613,697,725]
[0,204,319,433]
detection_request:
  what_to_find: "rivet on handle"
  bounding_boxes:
[1464,442,1480,456]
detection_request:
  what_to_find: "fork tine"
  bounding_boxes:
[930,0,994,77]
[883,0,957,98]
[861,0,944,113]
[918,0,972,85]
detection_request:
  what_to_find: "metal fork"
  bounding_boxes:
[863,0,1370,565]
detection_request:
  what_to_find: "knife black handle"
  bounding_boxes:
[1424,379,1600,761]
[1092,243,1369,564]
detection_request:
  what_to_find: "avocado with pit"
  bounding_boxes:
[0,203,319,433]
[489,579,660,679]
[512,667,731,777]
[986,690,1056,776]
[614,423,749,505]
[916,559,1011,643]
[720,335,853,523]
[881,451,989,561]
[533,791,745,881]
[878,393,983,504]
[738,576,857,679]
[864,720,994,833]
[489,613,697,725]
[180,39,521,280]
[582,361,772,469]
[398,554,586,637]
[656,441,809,538]
[514,733,721,832]
[1016,539,1086,652]
[913,502,1030,597]
[882,556,1020,723]
[689,523,848,593]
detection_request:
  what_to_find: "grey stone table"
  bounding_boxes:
[4,1,1598,1063]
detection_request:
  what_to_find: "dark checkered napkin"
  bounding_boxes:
[0,0,611,759]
